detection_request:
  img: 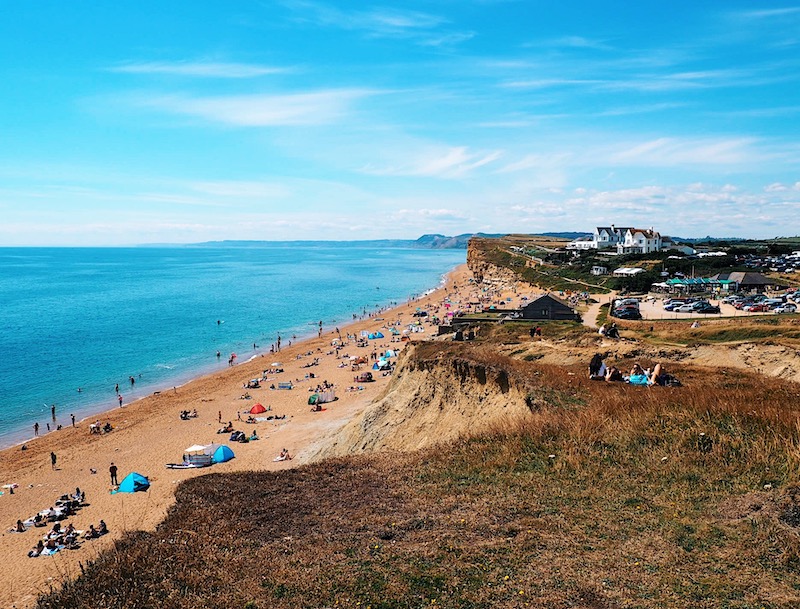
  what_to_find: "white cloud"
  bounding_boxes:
[609,137,755,166]
[283,2,470,46]
[140,89,373,126]
[109,61,290,78]
[765,182,788,192]
[188,181,291,198]
[393,208,468,222]
[361,147,502,179]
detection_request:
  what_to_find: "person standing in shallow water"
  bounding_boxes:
[33,422,39,436]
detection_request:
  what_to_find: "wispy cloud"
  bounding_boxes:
[139,89,374,126]
[608,137,756,166]
[282,1,471,46]
[737,7,800,19]
[361,146,502,179]
[109,61,290,78]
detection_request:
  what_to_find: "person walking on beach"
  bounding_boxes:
[118,394,123,407]
[71,413,75,427]
[34,422,39,436]
[109,462,118,485]
[50,452,57,470]
[218,410,222,423]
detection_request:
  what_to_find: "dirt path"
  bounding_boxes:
[582,293,616,328]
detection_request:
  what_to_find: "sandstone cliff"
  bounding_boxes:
[311,342,540,458]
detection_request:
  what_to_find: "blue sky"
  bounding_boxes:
[1,1,799,245]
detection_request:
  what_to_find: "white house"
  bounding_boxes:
[616,228,662,255]
[661,237,696,256]
[567,225,631,250]
[591,265,608,276]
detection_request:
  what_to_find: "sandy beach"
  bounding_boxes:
[0,263,521,608]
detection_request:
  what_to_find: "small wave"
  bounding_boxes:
[155,363,175,370]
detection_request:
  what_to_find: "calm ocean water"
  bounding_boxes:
[0,244,464,447]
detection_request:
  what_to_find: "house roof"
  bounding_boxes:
[711,271,773,285]
[524,293,574,309]
[596,226,631,234]
[629,228,661,238]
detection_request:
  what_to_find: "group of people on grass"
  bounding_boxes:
[589,353,680,386]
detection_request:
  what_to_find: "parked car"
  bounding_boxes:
[774,303,797,314]
[743,303,769,312]
[675,304,698,313]
[694,303,721,314]
[665,300,693,311]
[614,308,642,320]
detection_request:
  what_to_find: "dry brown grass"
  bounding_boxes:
[37,346,800,609]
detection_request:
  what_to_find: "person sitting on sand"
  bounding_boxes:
[274,448,292,462]
[588,353,607,380]
[83,524,98,539]
[11,519,26,533]
[246,415,257,424]
[98,520,108,535]
[28,539,44,558]
[249,429,259,441]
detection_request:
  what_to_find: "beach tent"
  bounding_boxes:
[249,403,267,414]
[118,472,150,493]
[212,444,235,464]
[389,328,400,335]
[183,444,216,467]
[385,349,396,357]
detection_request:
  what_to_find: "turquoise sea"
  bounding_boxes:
[0,243,465,448]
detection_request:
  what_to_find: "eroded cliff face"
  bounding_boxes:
[466,237,517,284]
[311,342,540,459]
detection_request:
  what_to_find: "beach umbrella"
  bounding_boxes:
[249,403,267,414]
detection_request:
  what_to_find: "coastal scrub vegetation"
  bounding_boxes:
[38,355,800,608]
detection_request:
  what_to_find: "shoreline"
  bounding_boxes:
[1,270,455,452]
[0,263,471,609]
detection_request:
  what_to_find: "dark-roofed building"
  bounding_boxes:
[710,271,782,292]
[520,294,581,321]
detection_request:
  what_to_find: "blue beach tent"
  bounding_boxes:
[212,444,235,464]
[118,472,150,493]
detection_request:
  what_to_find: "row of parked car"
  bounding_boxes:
[721,291,799,314]
[662,298,721,314]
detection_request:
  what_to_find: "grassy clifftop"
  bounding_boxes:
[38,344,800,608]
